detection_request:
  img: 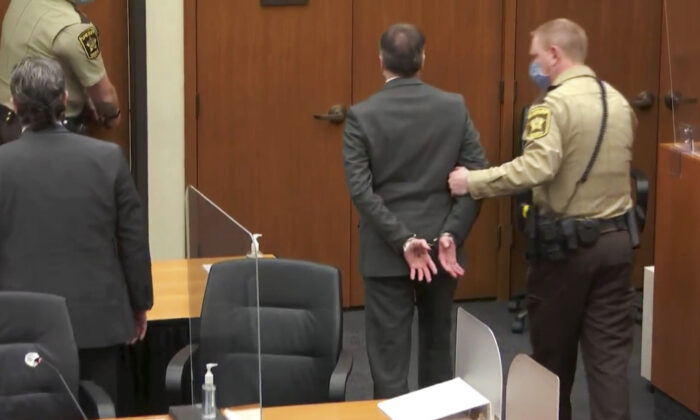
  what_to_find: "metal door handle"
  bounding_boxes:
[664,90,698,110]
[313,104,347,124]
[630,91,655,110]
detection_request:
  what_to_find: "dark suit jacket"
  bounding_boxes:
[343,78,488,278]
[0,126,153,348]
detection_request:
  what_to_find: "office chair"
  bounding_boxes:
[0,291,115,419]
[166,258,353,407]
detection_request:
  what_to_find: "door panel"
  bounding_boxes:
[350,0,504,305]
[195,1,353,304]
[511,0,662,291]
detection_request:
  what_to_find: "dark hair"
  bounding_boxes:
[379,23,425,78]
[10,56,66,131]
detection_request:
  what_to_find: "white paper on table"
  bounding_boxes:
[202,264,212,273]
[378,377,490,420]
[223,407,262,420]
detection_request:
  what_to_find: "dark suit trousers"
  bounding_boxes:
[78,345,123,416]
[526,231,634,420]
[364,273,457,398]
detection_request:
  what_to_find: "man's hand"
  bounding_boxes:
[448,166,470,196]
[438,234,465,278]
[129,310,148,345]
[403,238,438,283]
[83,94,101,124]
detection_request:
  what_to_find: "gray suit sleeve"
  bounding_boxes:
[441,109,489,245]
[343,109,413,254]
[114,149,153,311]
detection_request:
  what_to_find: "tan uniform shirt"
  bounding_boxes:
[467,65,636,219]
[0,0,105,117]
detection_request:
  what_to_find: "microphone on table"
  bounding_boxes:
[24,352,88,420]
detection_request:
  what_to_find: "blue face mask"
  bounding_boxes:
[529,60,551,90]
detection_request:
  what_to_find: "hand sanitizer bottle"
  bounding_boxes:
[202,363,218,419]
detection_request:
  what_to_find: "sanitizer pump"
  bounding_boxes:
[202,363,218,419]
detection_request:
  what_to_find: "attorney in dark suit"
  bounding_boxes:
[343,23,488,398]
[0,57,152,409]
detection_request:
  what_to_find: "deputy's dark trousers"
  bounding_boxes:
[364,273,457,398]
[527,230,634,420]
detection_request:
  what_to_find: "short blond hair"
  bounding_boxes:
[532,18,588,63]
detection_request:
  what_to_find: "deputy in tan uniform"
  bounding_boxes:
[0,0,120,143]
[449,19,637,420]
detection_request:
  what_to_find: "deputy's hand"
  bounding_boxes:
[438,234,465,278]
[449,166,470,196]
[403,238,438,283]
[83,94,101,124]
[129,310,148,344]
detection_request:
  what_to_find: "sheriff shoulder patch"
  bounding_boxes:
[78,26,100,60]
[524,105,551,141]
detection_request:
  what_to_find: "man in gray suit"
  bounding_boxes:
[0,57,152,411]
[343,23,487,398]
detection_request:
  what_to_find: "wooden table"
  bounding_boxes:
[109,400,387,420]
[149,256,274,321]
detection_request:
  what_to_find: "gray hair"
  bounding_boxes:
[10,56,66,130]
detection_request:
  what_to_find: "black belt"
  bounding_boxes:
[598,214,628,232]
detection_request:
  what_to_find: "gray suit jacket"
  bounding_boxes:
[343,78,488,278]
[0,126,153,348]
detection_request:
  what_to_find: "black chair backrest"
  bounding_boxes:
[0,291,81,420]
[197,258,342,407]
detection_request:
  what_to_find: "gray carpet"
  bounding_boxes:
[341,299,698,420]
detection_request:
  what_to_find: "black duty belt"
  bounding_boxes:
[598,214,628,233]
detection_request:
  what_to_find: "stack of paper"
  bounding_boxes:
[378,378,490,420]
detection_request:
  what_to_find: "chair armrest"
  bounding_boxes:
[166,343,198,405]
[329,350,353,402]
[79,380,115,419]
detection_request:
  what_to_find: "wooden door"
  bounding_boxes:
[349,1,504,305]
[510,0,663,292]
[0,0,130,152]
[194,1,354,304]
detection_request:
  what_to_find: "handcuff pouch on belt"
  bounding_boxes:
[523,204,607,262]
